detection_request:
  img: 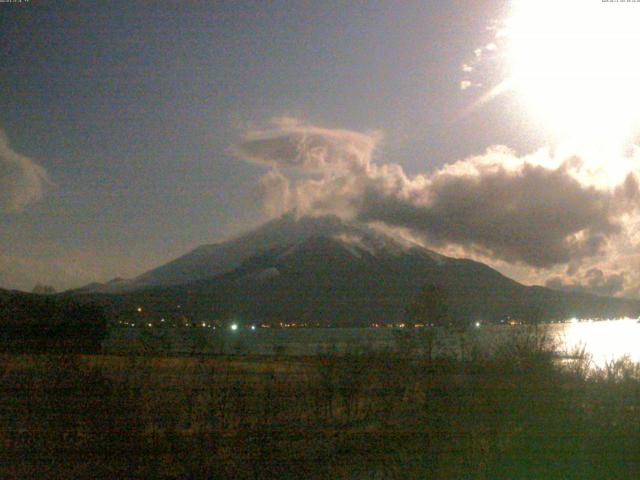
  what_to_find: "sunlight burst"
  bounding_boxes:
[499,1,640,151]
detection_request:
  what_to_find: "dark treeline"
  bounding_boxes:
[81,276,640,329]
[0,291,107,353]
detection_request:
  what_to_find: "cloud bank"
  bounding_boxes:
[0,130,50,213]
[237,120,640,283]
[546,268,626,298]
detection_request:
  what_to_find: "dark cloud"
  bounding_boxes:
[359,161,620,267]
[236,120,639,270]
[0,130,50,213]
[613,172,640,207]
[546,268,626,297]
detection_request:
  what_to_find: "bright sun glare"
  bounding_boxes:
[502,0,640,151]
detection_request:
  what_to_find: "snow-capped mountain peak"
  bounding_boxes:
[77,213,446,293]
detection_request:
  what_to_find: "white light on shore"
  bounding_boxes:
[230,323,238,331]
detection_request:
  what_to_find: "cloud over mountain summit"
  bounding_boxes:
[236,119,640,295]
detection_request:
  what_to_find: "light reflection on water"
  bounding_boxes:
[108,318,640,364]
[551,319,640,367]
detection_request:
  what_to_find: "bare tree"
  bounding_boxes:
[407,284,450,360]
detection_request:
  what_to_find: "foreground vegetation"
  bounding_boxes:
[1,328,640,479]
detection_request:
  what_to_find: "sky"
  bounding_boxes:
[2,0,640,297]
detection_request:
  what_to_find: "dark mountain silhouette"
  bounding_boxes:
[74,214,640,327]
[0,288,107,353]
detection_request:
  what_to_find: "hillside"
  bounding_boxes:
[74,215,640,326]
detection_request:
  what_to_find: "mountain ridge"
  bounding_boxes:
[73,214,441,293]
[70,215,640,326]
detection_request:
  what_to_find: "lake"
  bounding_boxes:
[549,318,640,367]
[105,318,640,366]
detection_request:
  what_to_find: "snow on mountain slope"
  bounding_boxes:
[77,214,449,293]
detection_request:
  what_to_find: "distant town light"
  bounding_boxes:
[230,323,238,331]
[251,325,256,331]
[147,323,152,327]
[136,307,143,313]
[475,321,481,328]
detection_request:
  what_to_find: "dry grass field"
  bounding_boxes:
[1,329,640,479]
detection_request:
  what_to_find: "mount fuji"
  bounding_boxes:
[72,214,640,326]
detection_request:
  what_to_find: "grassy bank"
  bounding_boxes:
[1,328,639,479]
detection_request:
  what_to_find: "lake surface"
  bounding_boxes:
[549,318,640,367]
[106,319,640,366]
